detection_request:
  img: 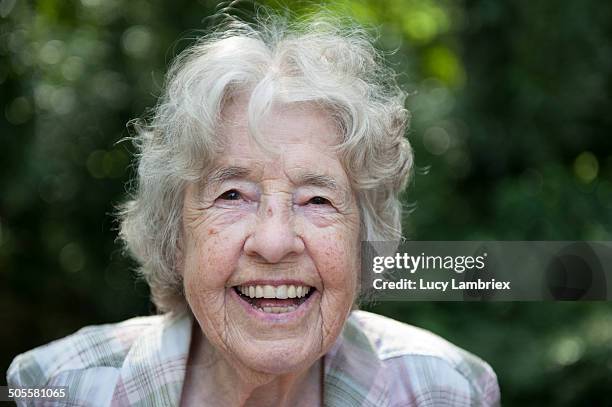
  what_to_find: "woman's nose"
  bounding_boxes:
[243,201,305,263]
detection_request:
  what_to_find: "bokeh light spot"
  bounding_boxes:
[585,313,612,345]
[34,83,54,110]
[404,10,437,42]
[87,149,128,179]
[59,242,86,273]
[400,3,449,44]
[103,149,128,178]
[61,56,85,81]
[92,71,128,107]
[424,46,465,87]
[121,26,153,59]
[7,29,26,53]
[39,40,65,65]
[50,87,76,115]
[574,151,599,184]
[87,150,107,179]
[5,96,32,125]
[424,126,451,155]
[80,0,102,7]
[550,336,584,366]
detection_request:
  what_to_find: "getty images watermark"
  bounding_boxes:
[360,241,612,301]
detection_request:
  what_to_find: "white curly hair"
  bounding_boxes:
[118,9,413,312]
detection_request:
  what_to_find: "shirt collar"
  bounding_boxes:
[113,311,388,406]
[112,312,191,406]
[324,314,390,406]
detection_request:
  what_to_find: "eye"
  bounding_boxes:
[218,189,242,201]
[308,196,330,205]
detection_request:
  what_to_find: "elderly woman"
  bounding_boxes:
[8,11,499,407]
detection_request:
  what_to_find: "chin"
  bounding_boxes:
[238,339,321,375]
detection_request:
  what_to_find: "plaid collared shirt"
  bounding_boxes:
[7,310,500,406]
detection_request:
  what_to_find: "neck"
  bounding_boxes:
[181,324,323,407]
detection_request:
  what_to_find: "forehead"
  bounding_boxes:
[214,96,347,182]
[219,95,341,149]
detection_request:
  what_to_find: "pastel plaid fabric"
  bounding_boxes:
[7,311,500,406]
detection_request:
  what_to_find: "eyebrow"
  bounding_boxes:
[207,166,253,186]
[295,172,340,191]
[206,166,342,192]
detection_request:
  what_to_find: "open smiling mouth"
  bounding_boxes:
[233,284,316,314]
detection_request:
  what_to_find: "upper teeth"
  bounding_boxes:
[237,285,311,299]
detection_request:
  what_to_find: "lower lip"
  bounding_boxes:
[230,287,319,323]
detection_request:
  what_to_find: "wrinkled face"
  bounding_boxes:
[180,97,361,375]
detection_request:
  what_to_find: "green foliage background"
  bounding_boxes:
[1,1,611,405]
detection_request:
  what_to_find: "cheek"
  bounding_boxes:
[183,232,240,340]
[313,232,359,346]
[183,228,243,290]
[314,233,360,291]
[297,215,360,291]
